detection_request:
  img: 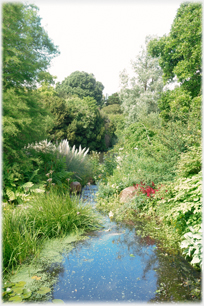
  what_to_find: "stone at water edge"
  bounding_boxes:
[119,186,137,203]
[70,182,82,193]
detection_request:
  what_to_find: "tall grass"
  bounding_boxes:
[3,191,102,273]
[26,139,94,186]
[57,139,93,185]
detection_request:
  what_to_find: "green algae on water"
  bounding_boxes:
[7,232,89,302]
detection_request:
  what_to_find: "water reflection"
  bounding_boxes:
[50,185,201,302]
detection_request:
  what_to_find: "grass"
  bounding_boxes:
[3,190,102,274]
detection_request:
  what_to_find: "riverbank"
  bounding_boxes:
[3,185,201,303]
[95,172,202,272]
[2,190,102,276]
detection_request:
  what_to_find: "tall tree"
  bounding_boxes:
[55,71,104,107]
[2,3,59,181]
[119,36,163,125]
[148,2,202,98]
[3,3,59,90]
[148,3,202,127]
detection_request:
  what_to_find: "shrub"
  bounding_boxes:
[176,145,201,178]
[25,139,94,187]
[180,225,202,270]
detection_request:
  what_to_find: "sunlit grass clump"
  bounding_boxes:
[3,191,102,273]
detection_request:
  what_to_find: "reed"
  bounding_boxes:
[3,191,102,273]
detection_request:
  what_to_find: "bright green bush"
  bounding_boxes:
[162,172,202,234]
[180,225,202,269]
[176,145,201,178]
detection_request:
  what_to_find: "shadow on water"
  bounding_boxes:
[47,185,201,303]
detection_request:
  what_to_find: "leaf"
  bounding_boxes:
[9,295,23,302]
[6,189,16,201]
[22,288,32,299]
[180,240,189,248]
[191,255,200,264]
[3,282,15,288]
[13,288,23,294]
[52,299,65,303]
[14,281,26,287]
[130,254,135,257]
[36,287,51,295]
[22,182,34,189]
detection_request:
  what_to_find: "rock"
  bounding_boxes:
[119,186,137,203]
[70,181,82,193]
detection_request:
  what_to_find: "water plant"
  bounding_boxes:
[3,190,102,273]
[2,280,65,303]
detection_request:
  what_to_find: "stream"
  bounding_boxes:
[48,185,201,302]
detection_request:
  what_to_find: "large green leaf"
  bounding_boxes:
[9,295,23,302]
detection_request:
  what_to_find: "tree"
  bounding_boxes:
[106,93,121,106]
[148,2,202,98]
[2,3,59,183]
[55,71,104,107]
[2,3,59,90]
[119,36,163,125]
[65,96,107,151]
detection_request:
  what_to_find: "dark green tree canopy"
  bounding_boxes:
[106,93,121,106]
[148,2,202,98]
[55,71,104,107]
[3,3,59,90]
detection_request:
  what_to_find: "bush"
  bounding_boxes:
[180,225,202,269]
[176,145,201,178]
[26,139,94,187]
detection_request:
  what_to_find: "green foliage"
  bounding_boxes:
[3,191,102,272]
[148,3,202,98]
[25,139,95,187]
[41,95,72,141]
[106,93,121,106]
[2,281,32,303]
[3,89,49,163]
[101,102,125,145]
[2,3,59,90]
[162,173,202,235]
[176,145,201,178]
[56,71,104,107]
[65,96,107,151]
[102,104,122,115]
[119,36,163,126]
[180,225,202,269]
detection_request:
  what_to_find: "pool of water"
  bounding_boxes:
[49,185,201,302]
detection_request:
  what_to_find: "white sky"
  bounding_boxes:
[22,0,195,95]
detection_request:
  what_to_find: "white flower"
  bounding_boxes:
[119,148,124,150]
[134,147,138,150]
[109,211,114,218]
